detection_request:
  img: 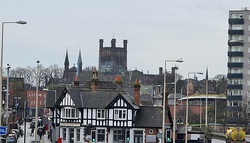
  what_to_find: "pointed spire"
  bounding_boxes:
[77,49,83,73]
[206,67,208,80]
[64,49,69,71]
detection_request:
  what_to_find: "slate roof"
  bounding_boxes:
[134,106,163,128]
[48,87,139,110]
[135,106,173,128]
[46,88,65,108]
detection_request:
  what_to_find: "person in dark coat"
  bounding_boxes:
[30,128,34,136]
[20,129,24,137]
[37,127,43,140]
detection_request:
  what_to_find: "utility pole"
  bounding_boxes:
[24,101,26,143]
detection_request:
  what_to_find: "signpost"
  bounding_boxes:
[0,126,7,135]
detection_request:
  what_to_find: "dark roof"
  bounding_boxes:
[50,88,139,110]
[46,88,65,108]
[77,90,119,108]
[135,106,163,128]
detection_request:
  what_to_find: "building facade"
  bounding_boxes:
[227,8,250,123]
[46,71,173,143]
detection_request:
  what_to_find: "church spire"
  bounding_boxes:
[64,49,69,71]
[77,49,83,74]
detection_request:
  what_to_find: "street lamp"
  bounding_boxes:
[172,66,179,143]
[5,63,10,126]
[35,60,40,142]
[162,58,183,143]
[0,20,27,126]
[185,72,203,143]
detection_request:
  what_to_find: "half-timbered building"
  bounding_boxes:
[46,70,173,143]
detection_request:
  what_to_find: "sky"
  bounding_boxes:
[0,0,249,79]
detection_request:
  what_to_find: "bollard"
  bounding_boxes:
[58,137,62,143]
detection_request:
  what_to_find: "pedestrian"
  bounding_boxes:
[20,129,24,137]
[37,127,43,140]
[31,128,34,136]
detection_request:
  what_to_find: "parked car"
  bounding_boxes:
[6,136,16,143]
[11,129,20,138]
[7,133,17,143]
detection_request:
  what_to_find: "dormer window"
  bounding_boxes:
[114,109,126,120]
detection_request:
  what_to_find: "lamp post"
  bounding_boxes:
[173,66,179,143]
[162,58,183,143]
[185,72,203,143]
[5,63,10,126]
[0,20,27,126]
[35,60,40,142]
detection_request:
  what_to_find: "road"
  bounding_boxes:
[17,122,51,143]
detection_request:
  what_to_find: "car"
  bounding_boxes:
[11,129,20,138]
[6,136,16,143]
[7,133,17,142]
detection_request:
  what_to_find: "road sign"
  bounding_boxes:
[4,112,9,118]
[0,126,7,135]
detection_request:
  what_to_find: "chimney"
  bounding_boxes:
[134,79,141,106]
[111,39,116,47]
[91,67,98,91]
[91,81,98,91]
[74,76,79,86]
[114,75,123,87]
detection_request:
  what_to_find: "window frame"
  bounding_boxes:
[97,129,105,142]
[114,109,127,120]
[97,109,105,119]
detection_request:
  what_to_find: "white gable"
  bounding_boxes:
[113,98,127,107]
[60,93,75,106]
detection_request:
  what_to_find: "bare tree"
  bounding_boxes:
[240,97,249,130]
[9,64,63,87]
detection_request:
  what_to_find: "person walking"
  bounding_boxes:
[37,127,43,140]
[20,129,24,137]
[30,127,34,136]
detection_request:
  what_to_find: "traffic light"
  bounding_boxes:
[84,124,92,137]
[166,129,171,142]
[126,129,130,141]
[91,130,96,142]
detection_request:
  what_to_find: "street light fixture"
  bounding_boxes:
[162,58,183,143]
[0,20,27,126]
[5,63,10,126]
[172,66,179,143]
[185,72,203,143]
[35,60,40,142]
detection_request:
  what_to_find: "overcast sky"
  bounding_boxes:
[0,0,249,79]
